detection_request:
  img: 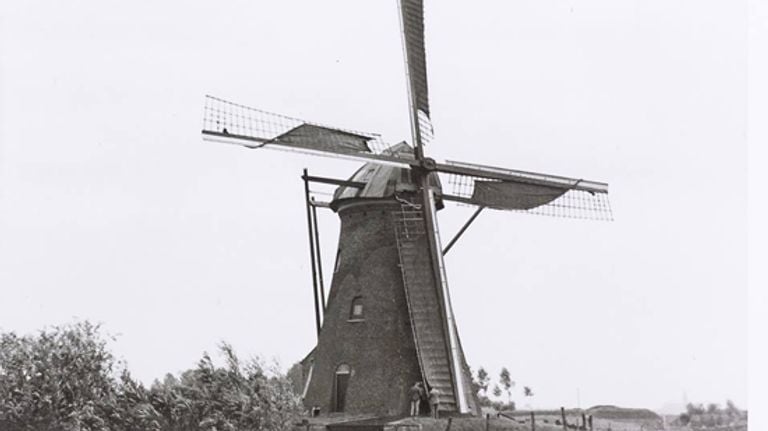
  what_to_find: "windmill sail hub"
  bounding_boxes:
[331,143,443,212]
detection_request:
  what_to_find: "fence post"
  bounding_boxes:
[560,407,567,430]
[485,413,490,431]
[445,418,452,431]
[530,411,535,431]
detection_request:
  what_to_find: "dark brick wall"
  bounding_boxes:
[303,200,423,417]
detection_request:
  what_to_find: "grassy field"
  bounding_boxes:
[387,417,578,431]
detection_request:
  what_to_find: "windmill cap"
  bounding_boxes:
[331,142,443,211]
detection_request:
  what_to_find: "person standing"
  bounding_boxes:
[409,382,424,416]
[428,386,441,419]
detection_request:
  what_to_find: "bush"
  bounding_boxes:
[0,322,301,431]
[0,321,117,430]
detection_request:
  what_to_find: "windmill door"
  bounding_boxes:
[333,364,351,412]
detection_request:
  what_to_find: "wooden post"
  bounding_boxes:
[445,418,452,431]
[310,199,326,310]
[581,413,587,430]
[530,411,535,431]
[485,413,490,431]
[303,168,322,337]
[560,407,567,430]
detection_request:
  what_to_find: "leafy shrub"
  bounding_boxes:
[0,322,301,431]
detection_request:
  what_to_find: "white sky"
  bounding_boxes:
[0,0,750,411]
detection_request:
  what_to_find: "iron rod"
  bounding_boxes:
[303,168,322,337]
[443,206,484,255]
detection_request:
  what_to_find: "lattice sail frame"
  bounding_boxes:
[203,95,393,155]
[443,172,613,220]
[203,95,613,221]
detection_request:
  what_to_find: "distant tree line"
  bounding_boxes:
[677,400,746,428]
[0,321,301,430]
[470,366,535,411]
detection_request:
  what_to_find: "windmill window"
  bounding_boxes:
[349,296,364,321]
[334,249,342,273]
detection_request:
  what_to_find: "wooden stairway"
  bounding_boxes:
[392,204,457,412]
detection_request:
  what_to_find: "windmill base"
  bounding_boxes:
[294,415,542,431]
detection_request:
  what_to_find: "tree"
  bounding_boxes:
[686,403,705,416]
[492,385,502,398]
[476,367,490,396]
[286,362,305,395]
[706,403,720,414]
[523,386,534,397]
[499,368,515,406]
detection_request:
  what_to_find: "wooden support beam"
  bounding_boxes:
[303,169,322,337]
[443,206,484,255]
[311,198,326,310]
[301,173,366,189]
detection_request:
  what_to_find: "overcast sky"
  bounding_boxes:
[0,0,748,411]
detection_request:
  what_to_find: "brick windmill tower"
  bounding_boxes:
[202,0,612,421]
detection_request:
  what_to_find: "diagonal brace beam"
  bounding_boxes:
[442,206,485,256]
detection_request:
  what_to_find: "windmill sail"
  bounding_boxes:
[437,160,609,194]
[423,188,472,413]
[202,95,417,167]
[398,0,434,151]
[270,124,372,153]
[443,179,613,220]
[399,0,429,117]
[469,180,566,210]
[397,0,476,414]
[439,160,613,220]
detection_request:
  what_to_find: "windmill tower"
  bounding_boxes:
[300,145,479,417]
[202,0,612,420]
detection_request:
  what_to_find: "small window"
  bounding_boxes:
[349,296,364,320]
[334,249,342,273]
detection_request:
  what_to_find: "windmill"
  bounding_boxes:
[202,0,611,420]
